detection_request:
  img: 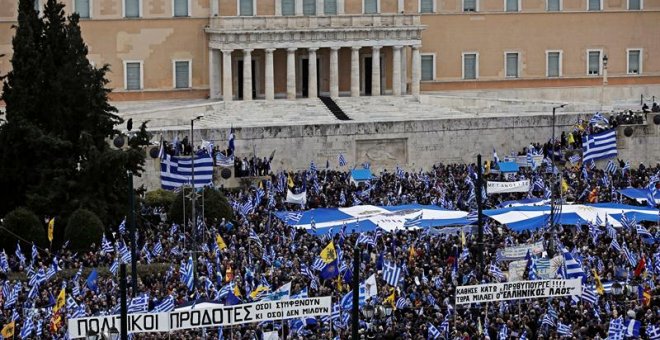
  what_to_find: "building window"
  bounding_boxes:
[587,50,601,75]
[174,60,191,88]
[324,0,337,14]
[547,0,560,11]
[75,0,90,18]
[505,52,519,78]
[303,0,316,15]
[420,0,434,13]
[421,55,435,81]
[124,0,140,17]
[505,0,519,11]
[547,51,561,77]
[464,0,477,11]
[124,61,142,90]
[627,49,641,74]
[282,0,295,15]
[239,0,254,16]
[173,0,188,16]
[628,0,641,9]
[588,0,601,10]
[463,53,478,80]
[364,0,378,14]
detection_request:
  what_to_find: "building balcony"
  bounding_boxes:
[207,14,423,33]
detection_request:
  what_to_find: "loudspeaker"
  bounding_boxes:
[113,136,125,148]
[623,126,634,137]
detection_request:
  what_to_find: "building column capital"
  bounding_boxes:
[372,45,382,51]
[265,48,276,53]
[221,49,234,54]
[411,45,421,50]
[330,46,341,51]
[243,48,254,54]
[393,45,404,50]
[287,48,298,53]
[351,46,362,51]
[308,47,319,53]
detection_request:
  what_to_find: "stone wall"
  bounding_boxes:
[135,112,660,191]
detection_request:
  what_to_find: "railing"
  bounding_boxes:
[209,14,422,31]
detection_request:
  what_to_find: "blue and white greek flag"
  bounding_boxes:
[562,248,586,279]
[181,257,195,291]
[582,130,617,163]
[605,160,618,174]
[427,322,441,339]
[127,294,149,314]
[152,295,175,312]
[646,324,660,340]
[161,154,214,190]
[581,287,598,304]
[338,154,347,167]
[557,323,571,336]
[383,261,402,286]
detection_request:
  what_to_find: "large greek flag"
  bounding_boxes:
[582,130,617,162]
[161,154,214,190]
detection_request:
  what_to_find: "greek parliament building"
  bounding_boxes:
[0,0,658,102]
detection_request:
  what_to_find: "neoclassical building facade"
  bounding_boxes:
[0,0,658,101]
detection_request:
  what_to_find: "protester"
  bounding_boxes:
[1,115,659,339]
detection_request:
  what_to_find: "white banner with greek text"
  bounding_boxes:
[496,241,545,261]
[455,279,582,305]
[68,297,331,338]
[486,180,531,194]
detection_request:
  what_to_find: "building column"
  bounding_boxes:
[351,46,360,97]
[209,48,220,99]
[392,46,402,96]
[295,0,303,15]
[371,46,381,96]
[308,48,318,98]
[210,0,218,16]
[222,49,233,102]
[265,48,275,101]
[329,47,339,98]
[287,48,297,100]
[316,0,324,15]
[243,49,253,101]
[411,45,421,97]
[337,0,345,14]
[401,47,408,94]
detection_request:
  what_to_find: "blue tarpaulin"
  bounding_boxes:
[350,169,373,182]
[497,162,519,173]
[618,188,660,204]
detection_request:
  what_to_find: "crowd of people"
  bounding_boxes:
[0,115,659,340]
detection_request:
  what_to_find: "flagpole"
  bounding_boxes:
[190,115,203,293]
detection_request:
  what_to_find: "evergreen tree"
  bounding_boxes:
[0,0,147,233]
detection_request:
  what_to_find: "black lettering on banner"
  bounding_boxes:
[234,306,243,322]
[243,306,252,321]
[256,313,262,319]
[89,319,99,333]
[180,311,190,325]
[212,308,223,324]
[100,318,112,332]
[144,315,155,330]
[202,310,212,326]
[77,320,88,335]
[130,315,141,331]
[170,313,180,329]
[191,311,201,326]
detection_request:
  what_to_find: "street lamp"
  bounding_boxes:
[102,327,120,340]
[85,329,99,340]
[189,114,204,292]
[548,104,567,257]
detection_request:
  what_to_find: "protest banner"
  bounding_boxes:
[507,256,563,282]
[455,278,581,305]
[496,241,544,261]
[68,297,331,338]
[486,180,531,194]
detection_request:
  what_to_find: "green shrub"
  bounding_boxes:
[64,208,104,251]
[1,207,47,252]
[144,189,176,211]
[169,187,234,225]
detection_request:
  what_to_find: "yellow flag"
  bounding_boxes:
[233,283,242,297]
[567,133,575,145]
[249,285,270,299]
[461,230,466,247]
[48,217,55,242]
[54,287,66,313]
[259,181,263,189]
[561,178,569,194]
[320,241,337,264]
[1,321,15,338]
[592,269,605,295]
[336,275,343,292]
[384,289,396,310]
[287,174,295,188]
[215,234,227,251]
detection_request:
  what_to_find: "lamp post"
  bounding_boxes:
[548,104,567,257]
[602,54,609,85]
[127,170,137,296]
[190,115,204,293]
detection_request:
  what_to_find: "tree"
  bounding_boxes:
[169,187,234,225]
[64,208,104,251]
[1,207,48,252]
[0,0,148,237]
